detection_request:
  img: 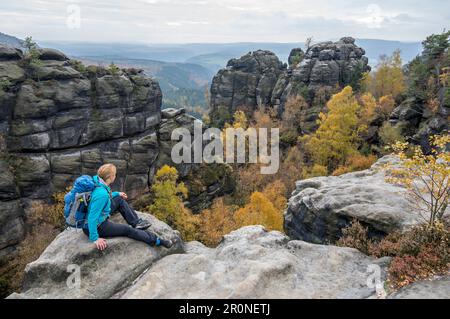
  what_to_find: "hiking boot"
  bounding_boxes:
[158,238,173,249]
[134,218,151,230]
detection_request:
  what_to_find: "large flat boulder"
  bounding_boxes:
[284,156,427,244]
[7,212,183,299]
[118,226,389,299]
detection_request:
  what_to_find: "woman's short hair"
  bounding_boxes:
[97,163,116,181]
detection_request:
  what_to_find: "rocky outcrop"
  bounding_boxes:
[390,96,449,152]
[283,37,370,93]
[0,44,163,262]
[209,50,286,125]
[8,212,183,299]
[284,156,431,244]
[9,225,392,299]
[209,38,371,132]
[272,37,371,132]
[118,226,390,299]
[7,215,448,299]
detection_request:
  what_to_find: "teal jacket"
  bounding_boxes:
[85,175,120,242]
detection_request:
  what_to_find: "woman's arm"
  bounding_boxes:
[87,191,108,242]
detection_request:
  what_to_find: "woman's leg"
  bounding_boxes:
[97,220,158,246]
[110,196,140,226]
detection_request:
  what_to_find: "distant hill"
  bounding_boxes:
[355,39,422,67]
[186,40,422,73]
[0,32,23,48]
[39,39,421,74]
[78,56,213,90]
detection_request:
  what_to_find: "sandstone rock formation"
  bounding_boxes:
[0,45,229,263]
[209,37,371,132]
[209,50,286,125]
[272,37,371,132]
[390,96,449,152]
[117,226,390,299]
[8,219,448,299]
[0,44,162,262]
[8,212,183,299]
[281,37,370,94]
[9,225,391,299]
[284,156,437,244]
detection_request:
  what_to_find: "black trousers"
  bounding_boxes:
[83,196,157,246]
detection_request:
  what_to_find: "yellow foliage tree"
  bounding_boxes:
[260,180,287,212]
[278,146,305,193]
[198,198,237,247]
[233,181,286,232]
[387,134,450,225]
[363,49,406,99]
[359,92,377,130]
[147,165,198,241]
[332,154,377,176]
[224,110,248,129]
[378,95,396,119]
[303,86,361,171]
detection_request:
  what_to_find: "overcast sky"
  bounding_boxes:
[1,0,449,43]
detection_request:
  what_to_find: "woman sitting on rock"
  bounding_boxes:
[83,163,173,251]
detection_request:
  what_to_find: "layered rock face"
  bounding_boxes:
[209,37,371,132]
[284,156,430,244]
[209,50,286,124]
[0,44,163,262]
[390,97,449,152]
[278,37,370,97]
[273,37,371,132]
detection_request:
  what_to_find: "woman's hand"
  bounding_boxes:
[95,238,107,251]
[119,192,128,200]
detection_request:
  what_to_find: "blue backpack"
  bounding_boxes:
[64,175,97,228]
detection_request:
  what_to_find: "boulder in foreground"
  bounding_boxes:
[284,156,427,244]
[8,212,183,299]
[118,226,389,299]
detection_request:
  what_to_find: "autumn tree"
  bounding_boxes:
[233,180,286,232]
[378,122,405,148]
[377,94,396,119]
[387,134,450,225]
[147,165,198,241]
[358,92,377,130]
[253,108,278,129]
[282,95,307,129]
[303,86,361,171]
[278,146,305,193]
[224,110,248,129]
[405,31,449,109]
[198,198,237,247]
[363,49,406,100]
